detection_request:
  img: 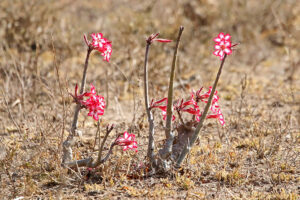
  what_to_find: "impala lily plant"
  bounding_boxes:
[62,32,138,169]
[61,29,237,173]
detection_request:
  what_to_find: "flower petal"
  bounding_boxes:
[218,32,225,39]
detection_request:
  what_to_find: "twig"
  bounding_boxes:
[176,54,228,167]
[94,124,114,166]
[160,26,184,160]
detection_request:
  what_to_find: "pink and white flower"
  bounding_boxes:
[90,32,112,62]
[85,95,105,121]
[194,87,225,125]
[213,32,232,60]
[91,33,107,50]
[70,84,106,121]
[116,132,138,152]
[101,43,112,62]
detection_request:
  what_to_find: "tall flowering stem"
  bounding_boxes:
[71,42,93,134]
[62,38,93,165]
[144,33,172,166]
[176,54,227,167]
[160,26,184,160]
[62,33,111,166]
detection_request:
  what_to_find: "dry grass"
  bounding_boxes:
[0,0,299,199]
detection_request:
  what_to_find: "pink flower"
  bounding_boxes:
[150,88,225,126]
[116,132,138,152]
[90,32,112,62]
[193,87,225,125]
[70,84,106,121]
[175,94,200,117]
[91,33,107,50]
[101,43,112,62]
[213,32,232,60]
[85,95,105,121]
[195,87,219,104]
[84,84,96,97]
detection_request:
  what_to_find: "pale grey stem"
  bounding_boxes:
[144,43,156,165]
[63,142,117,168]
[160,26,184,159]
[71,47,92,134]
[176,54,227,167]
[62,46,92,165]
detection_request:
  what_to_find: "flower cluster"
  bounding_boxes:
[115,132,138,152]
[213,32,232,60]
[91,33,112,62]
[194,87,225,126]
[150,87,225,126]
[71,84,106,121]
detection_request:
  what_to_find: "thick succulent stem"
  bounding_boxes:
[144,43,156,165]
[176,54,227,167]
[160,26,184,160]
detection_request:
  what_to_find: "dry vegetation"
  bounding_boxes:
[0,0,299,199]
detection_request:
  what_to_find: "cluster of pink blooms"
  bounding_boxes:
[213,32,232,60]
[91,33,112,62]
[150,87,225,126]
[115,131,138,152]
[71,84,106,121]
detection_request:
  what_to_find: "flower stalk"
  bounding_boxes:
[176,54,227,167]
[71,45,93,135]
[62,33,111,166]
[62,42,92,165]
